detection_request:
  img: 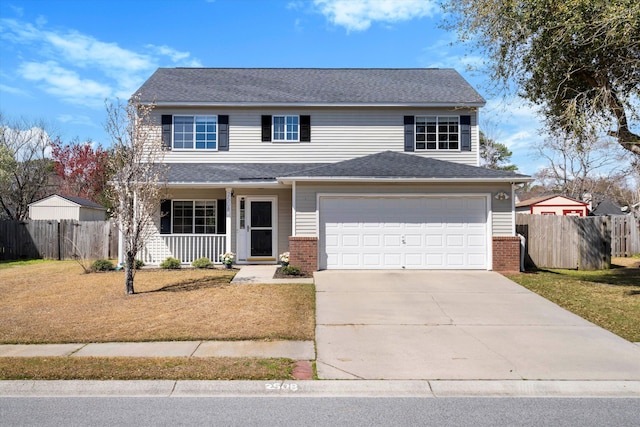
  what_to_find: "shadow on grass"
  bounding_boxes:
[524,266,640,288]
[141,277,231,293]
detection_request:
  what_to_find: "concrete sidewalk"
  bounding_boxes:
[231,265,314,284]
[1,380,639,397]
[0,340,315,360]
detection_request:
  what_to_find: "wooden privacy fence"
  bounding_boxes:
[0,220,118,261]
[516,215,612,270]
[610,215,640,257]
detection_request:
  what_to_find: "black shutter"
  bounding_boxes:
[161,115,172,150]
[300,115,311,142]
[217,199,226,234]
[160,200,171,234]
[404,116,415,152]
[218,115,229,151]
[261,115,272,142]
[460,115,471,151]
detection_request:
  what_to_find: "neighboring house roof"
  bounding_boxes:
[136,68,486,106]
[29,194,106,209]
[515,195,586,208]
[592,199,625,216]
[166,152,530,185]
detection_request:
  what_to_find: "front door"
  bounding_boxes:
[237,196,277,262]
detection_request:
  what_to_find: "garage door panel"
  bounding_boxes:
[321,196,488,270]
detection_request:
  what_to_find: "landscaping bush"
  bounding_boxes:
[160,257,181,269]
[280,265,302,276]
[135,259,145,270]
[192,257,212,268]
[91,259,113,272]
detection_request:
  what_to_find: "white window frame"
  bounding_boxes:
[173,115,218,151]
[171,200,217,234]
[272,115,299,142]
[415,116,460,151]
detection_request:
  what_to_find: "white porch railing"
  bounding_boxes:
[140,234,227,265]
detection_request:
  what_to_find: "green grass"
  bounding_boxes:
[0,259,51,269]
[505,258,640,342]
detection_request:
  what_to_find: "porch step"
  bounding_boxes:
[231,265,314,284]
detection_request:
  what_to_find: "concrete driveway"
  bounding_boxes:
[315,270,640,380]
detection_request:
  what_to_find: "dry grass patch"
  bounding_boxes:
[0,261,315,344]
[506,257,640,342]
[0,357,294,380]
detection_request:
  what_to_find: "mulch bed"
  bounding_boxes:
[273,267,313,279]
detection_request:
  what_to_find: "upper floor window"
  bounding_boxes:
[273,115,299,142]
[174,115,217,150]
[415,116,459,150]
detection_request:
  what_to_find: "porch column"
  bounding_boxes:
[225,187,232,254]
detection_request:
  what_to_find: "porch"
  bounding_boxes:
[139,234,227,265]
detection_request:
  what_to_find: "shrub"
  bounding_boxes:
[160,257,181,269]
[91,259,114,272]
[192,257,211,268]
[135,259,145,270]
[280,265,302,276]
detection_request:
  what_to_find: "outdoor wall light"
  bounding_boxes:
[494,191,510,200]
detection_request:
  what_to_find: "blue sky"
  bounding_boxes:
[0,0,562,175]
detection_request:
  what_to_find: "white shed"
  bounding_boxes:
[28,194,107,221]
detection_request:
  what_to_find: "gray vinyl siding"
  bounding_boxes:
[294,182,514,236]
[154,107,480,166]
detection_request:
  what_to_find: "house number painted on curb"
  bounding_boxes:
[265,383,298,391]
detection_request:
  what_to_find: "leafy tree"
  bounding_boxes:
[0,113,56,220]
[479,131,517,171]
[104,96,166,295]
[51,139,112,208]
[443,0,640,155]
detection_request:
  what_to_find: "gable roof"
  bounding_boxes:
[592,199,624,216]
[29,194,106,209]
[165,152,530,185]
[281,151,531,182]
[516,195,586,208]
[136,68,485,106]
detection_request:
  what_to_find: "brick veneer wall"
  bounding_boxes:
[288,237,318,273]
[493,236,521,273]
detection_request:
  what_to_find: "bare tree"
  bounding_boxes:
[104,95,166,294]
[533,131,623,200]
[0,113,57,220]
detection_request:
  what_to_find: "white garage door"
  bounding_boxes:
[320,196,488,270]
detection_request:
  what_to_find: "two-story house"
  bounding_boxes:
[133,68,531,272]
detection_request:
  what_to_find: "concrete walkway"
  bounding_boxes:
[0,340,315,360]
[231,265,314,284]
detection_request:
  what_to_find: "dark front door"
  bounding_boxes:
[250,200,273,257]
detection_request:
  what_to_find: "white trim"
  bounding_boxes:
[166,181,290,189]
[510,184,516,236]
[291,181,297,237]
[281,177,533,184]
[225,188,232,253]
[316,192,493,270]
[148,102,486,108]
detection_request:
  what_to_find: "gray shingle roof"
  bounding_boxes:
[167,163,329,183]
[136,68,485,105]
[282,151,530,181]
[592,199,624,216]
[165,152,530,184]
[57,194,106,209]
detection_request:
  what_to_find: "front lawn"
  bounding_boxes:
[0,261,315,344]
[505,257,640,342]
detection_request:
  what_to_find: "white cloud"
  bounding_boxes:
[313,0,437,32]
[0,84,30,97]
[19,61,112,107]
[1,17,202,109]
[57,114,96,127]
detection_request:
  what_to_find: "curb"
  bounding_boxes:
[1,380,639,398]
